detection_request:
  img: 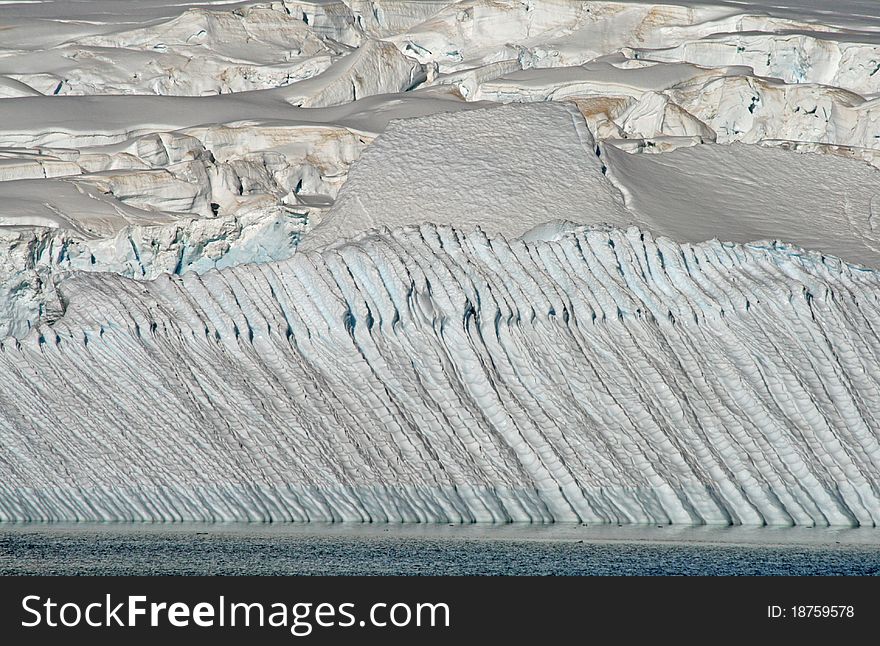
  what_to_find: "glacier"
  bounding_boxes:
[1,225,880,525]
[1,0,880,525]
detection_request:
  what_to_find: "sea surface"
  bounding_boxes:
[0,523,878,575]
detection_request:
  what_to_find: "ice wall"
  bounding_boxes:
[3,0,880,526]
[1,225,878,525]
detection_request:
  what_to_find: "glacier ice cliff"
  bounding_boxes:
[3,0,880,526]
[1,225,879,525]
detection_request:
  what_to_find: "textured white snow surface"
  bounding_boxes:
[301,102,631,249]
[2,0,880,524]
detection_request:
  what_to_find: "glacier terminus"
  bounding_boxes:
[1,0,880,526]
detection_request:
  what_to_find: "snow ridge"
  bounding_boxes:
[1,224,879,525]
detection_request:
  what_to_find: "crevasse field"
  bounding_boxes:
[1,0,880,526]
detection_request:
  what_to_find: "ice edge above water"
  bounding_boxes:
[1,225,879,526]
[2,0,880,526]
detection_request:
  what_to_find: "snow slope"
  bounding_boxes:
[1,226,879,525]
[602,141,880,267]
[301,102,632,250]
[305,100,880,268]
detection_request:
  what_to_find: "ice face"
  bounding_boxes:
[2,1,880,524]
[1,225,879,525]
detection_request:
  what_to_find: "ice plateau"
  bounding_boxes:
[1,0,880,525]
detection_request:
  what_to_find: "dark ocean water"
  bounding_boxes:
[1,523,878,575]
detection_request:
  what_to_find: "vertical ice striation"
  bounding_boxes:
[2,0,880,528]
[0,225,878,526]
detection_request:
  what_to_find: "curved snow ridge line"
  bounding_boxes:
[2,224,880,525]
